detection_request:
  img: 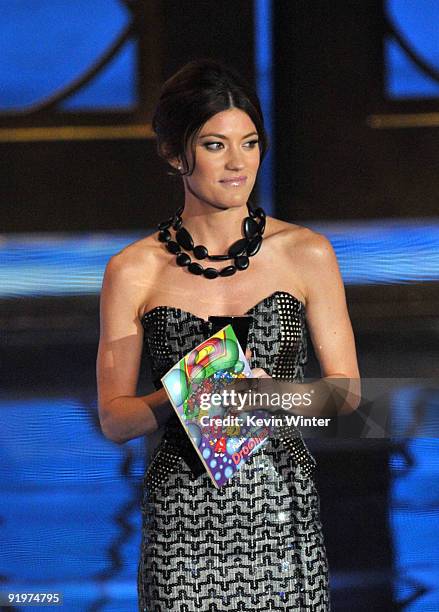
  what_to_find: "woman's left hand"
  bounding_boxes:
[231,348,277,414]
[245,348,272,379]
[250,367,271,378]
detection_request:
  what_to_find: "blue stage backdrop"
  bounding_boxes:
[0,1,135,111]
[386,0,439,98]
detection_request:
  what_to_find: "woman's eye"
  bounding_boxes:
[202,140,259,151]
[203,142,223,150]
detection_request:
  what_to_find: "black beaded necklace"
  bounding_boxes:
[157,202,266,279]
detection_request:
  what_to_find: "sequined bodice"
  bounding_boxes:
[141,291,315,480]
[141,291,308,385]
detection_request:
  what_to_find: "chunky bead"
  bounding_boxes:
[228,238,247,257]
[172,216,183,230]
[193,245,208,259]
[188,262,203,275]
[176,227,194,250]
[246,236,262,256]
[203,267,219,279]
[235,255,249,270]
[176,253,191,266]
[158,219,172,230]
[244,217,260,239]
[166,241,181,254]
[158,229,171,242]
[219,265,236,277]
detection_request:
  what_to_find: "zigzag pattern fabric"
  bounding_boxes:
[138,291,330,610]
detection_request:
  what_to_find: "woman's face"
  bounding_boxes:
[182,108,261,210]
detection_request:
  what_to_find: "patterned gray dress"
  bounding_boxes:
[138,291,331,611]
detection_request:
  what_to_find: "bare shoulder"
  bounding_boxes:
[267,217,333,258]
[266,218,339,299]
[102,232,165,313]
[106,232,163,275]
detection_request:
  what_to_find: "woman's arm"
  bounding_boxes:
[301,230,361,414]
[96,253,172,444]
[241,230,360,418]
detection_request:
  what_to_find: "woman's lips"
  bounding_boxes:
[219,176,247,187]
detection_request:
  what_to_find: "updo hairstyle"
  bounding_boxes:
[152,58,269,175]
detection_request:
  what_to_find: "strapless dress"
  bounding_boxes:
[137,291,331,611]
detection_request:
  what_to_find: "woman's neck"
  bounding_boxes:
[180,200,249,254]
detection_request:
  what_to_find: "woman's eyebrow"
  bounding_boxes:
[198,131,258,140]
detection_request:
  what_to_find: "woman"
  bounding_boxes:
[97,59,360,611]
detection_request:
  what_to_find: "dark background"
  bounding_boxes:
[3,2,439,610]
[3,1,439,232]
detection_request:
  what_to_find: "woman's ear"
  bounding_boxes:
[157,142,182,172]
[168,157,183,173]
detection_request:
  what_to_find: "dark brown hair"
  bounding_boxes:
[152,58,269,175]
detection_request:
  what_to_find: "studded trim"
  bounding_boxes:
[143,440,183,496]
[270,292,316,478]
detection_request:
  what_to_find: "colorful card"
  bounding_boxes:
[161,324,270,488]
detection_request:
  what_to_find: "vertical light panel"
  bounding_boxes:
[254,0,274,216]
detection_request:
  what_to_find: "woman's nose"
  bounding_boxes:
[225,147,245,170]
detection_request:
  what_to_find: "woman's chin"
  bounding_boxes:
[217,200,249,211]
[220,193,252,208]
